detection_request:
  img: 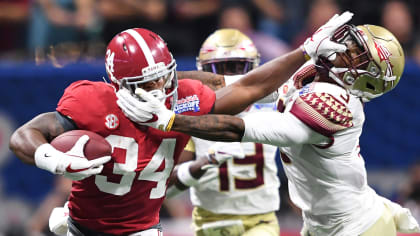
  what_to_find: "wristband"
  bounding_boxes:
[177,161,199,187]
[300,45,311,61]
[165,112,176,132]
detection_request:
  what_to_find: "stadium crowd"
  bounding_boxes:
[0,0,419,64]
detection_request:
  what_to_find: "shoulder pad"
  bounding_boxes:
[57,81,117,130]
[290,92,353,136]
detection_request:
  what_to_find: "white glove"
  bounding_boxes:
[302,11,353,61]
[116,88,153,123]
[202,142,245,170]
[49,202,69,235]
[116,88,175,131]
[34,135,111,181]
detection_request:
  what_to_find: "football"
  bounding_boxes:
[50,130,112,160]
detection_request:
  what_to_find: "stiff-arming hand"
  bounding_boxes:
[202,142,245,170]
[116,88,153,123]
[116,88,175,131]
[302,11,353,61]
[34,135,111,181]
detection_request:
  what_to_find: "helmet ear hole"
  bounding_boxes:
[366,82,375,90]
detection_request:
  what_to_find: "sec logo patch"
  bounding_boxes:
[105,114,119,130]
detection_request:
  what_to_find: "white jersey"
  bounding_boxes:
[242,80,384,236]
[190,103,280,215]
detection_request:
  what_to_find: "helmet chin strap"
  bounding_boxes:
[328,67,348,88]
[349,89,382,102]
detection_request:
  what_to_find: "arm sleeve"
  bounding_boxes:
[241,111,330,147]
[55,111,78,131]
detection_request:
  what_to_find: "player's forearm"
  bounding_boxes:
[9,112,64,165]
[9,126,48,165]
[214,48,305,114]
[170,157,208,189]
[171,114,244,142]
[244,48,305,94]
[177,71,225,90]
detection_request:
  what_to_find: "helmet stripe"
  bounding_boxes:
[124,29,156,66]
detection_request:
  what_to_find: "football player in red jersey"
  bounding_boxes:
[9,12,352,235]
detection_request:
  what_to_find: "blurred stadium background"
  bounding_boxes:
[0,0,420,235]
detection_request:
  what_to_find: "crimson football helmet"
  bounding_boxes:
[105,28,178,109]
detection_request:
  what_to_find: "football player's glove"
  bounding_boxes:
[116,88,154,123]
[34,135,111,181]
[117,88,175,131]
[302,11,353,61]
[49,202,69,235]
[202,142,245,170]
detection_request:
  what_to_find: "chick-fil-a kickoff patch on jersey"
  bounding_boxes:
[174,95,200,114]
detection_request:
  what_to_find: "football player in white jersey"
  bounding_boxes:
[166,29,281,236]
[120,19,420,236]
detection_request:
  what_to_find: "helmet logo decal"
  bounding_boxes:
[105,114,119,130]
[239,42,255,52]
[374,40,394,77]
[200,46,216,54]
[105,49,117,83]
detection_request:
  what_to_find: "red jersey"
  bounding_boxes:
[56,79,215,234]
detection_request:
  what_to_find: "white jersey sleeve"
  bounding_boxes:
[242,111,330,147]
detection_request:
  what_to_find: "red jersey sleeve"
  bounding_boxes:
[56,80,116,131]
[174,79,216,116]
